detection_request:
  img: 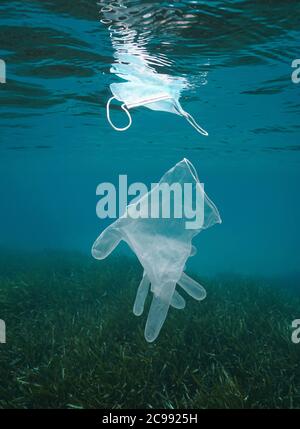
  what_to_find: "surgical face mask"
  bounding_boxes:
[101,3,209,136]
[106,76,209,135]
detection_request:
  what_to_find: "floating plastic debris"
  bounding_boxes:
[92,159,221,342]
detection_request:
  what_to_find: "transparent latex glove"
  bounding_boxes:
[92,159,221,342]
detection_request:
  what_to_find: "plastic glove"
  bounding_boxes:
[92,158,221,342]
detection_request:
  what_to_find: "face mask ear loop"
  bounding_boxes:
[173,101,208,136]
[106,96,132,131]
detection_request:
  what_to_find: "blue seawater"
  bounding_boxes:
[0,0,299,281]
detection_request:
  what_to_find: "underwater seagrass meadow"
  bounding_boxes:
[0,0,300,409]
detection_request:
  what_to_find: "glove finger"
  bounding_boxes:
[144,282,175,343]
[170,290,186,309]
[133,272,150,316]
[91,226,121,260]
[178,272,206,301]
